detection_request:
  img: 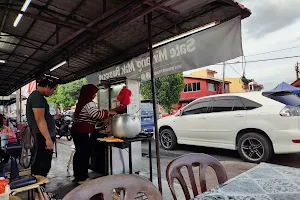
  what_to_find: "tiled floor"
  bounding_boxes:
[10,141,183,200]
[9,139,255,199]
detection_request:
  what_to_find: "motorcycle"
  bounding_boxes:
[55,114,73,141]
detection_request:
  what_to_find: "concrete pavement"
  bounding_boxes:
[54,138,257,199]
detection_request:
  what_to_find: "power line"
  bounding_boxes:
[242,55,246,75]
[226,62,242,76]
[234,55,300,64]
[214,55,300,65]
[246,45,300,57]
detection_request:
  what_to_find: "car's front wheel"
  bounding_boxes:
[237,132,273,163]
[159,128,178,150]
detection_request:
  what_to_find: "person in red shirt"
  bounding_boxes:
[71,84,116,184]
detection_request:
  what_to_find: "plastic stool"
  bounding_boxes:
[67,145,76,171]
[11,175,49,200]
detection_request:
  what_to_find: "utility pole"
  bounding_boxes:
[222,62,226,93]
[296,62,299,80]
[16,89,21,124]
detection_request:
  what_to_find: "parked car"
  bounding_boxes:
[141,100,155,133]
[140,100,162,133]
[158,91,300,163]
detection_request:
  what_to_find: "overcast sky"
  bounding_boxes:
[186,0,300,90]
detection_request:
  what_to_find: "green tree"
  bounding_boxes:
[140,73,185,113]
[47,78,87,108]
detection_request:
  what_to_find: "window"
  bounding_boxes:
[211,99,234,113]
[192,83,196,91]
[141,103,153,115]
[197,82,200,90]
[182,99,210,115]
[208,83,216,92]
[233,99,246,111]
[184,82,201,92]
[225,84,229,93]
[240,97,262,110]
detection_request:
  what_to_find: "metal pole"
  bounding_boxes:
[296,62,299,80]
[16,89,21,125]
[222,62,225,93]
[20,89,22,122]
[103,0,107,13]
[2,96,4,115]
[149,138,153,182]
[147,12,162,193]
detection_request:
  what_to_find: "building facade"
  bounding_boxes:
[192,68,263,93]
[174,75,230,109]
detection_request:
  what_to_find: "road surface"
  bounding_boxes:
[142,140,300,168]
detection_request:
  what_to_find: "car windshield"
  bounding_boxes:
[265,92,300,106]
[141,103,153,114]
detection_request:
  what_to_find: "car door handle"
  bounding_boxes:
[234,114,244,118]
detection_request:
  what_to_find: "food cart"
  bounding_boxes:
[89,77,152,178]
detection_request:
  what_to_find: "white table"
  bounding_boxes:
[194,163,300,200]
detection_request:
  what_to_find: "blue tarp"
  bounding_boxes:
[269,82,300,94]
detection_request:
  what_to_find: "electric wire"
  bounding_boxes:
[226,62,242,77]
[214,54,300,66]
[246,45,300,57]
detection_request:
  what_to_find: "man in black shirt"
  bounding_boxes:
[26,78,58,200]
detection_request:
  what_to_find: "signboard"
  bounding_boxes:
[21,80,36,98]
[87,16,243,84]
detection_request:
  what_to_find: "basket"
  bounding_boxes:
[0,185,10,200]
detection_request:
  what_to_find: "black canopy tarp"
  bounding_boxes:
[0,0,251,194]
[0,0,251,95]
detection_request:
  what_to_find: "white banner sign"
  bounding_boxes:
[87,16,242,84]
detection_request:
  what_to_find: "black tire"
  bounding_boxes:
[237,132,273,163]
[159,128,178,150]
[20,126,38,169]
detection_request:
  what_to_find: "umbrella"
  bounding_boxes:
[269,82,300,94]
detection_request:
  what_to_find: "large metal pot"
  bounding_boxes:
[111,114,141,138]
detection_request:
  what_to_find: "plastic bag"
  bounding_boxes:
[117,86,132,106]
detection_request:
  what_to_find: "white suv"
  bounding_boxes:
[158,91,300,163]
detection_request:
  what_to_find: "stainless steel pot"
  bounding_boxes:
[111,114,141,138]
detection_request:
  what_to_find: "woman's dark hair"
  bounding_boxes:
[38,77,58,89]
[0,114,7,126]
[74,84,99,118]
